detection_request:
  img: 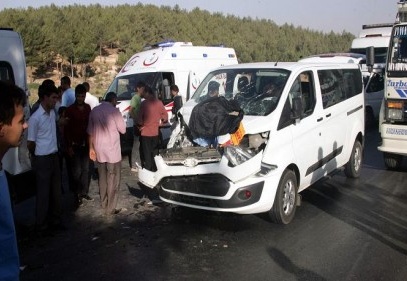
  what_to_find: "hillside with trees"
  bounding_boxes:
[0,3,355,99]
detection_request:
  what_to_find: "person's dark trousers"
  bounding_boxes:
[34,153,62,228]
[69,145,90,197]
[138,135,145,168]
[140,135,159,171]
[64,151,75,193]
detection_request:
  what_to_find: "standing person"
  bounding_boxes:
[82,82,99,183]
[0,81,27,281]
[129,81,146,172]
[27,84,63,232]
[31,79,55,115]
[170,84,183,121]
[60,76,75,108]
[137,86,168,171]
[82,82,99,110]
[87,92,126,216]
[64,84,92,207]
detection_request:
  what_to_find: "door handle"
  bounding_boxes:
[317,117,323,122]
[326,113,331,118]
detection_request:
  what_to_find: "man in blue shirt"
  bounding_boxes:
[0,81,28,281]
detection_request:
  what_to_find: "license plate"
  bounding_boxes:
[230,122,245,145]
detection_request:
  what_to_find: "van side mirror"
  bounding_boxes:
[291,96,303,120]
[366,46,375,73]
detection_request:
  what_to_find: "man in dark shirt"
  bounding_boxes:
[64,84,93,206]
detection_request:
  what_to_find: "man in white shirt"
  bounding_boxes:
[60,76,75,107]
[83,82,99,110]
[27,84,63,232]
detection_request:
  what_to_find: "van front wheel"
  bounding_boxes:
[344,140,362,178]
[269,170,297,224]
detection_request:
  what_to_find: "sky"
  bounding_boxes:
[0,0,398,35]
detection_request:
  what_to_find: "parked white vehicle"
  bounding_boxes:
[0,28,32,201]
[104,41,238,152]
[138,61,365,224]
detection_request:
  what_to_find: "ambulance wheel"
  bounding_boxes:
[269,169,297,224]
[344,140,363,178]
[383,153,403,170]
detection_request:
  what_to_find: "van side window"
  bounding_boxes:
[318,69,362,109]
[299,72,315,117]
[287,71,315,116]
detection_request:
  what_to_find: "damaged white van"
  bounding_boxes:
[138,62,365,224]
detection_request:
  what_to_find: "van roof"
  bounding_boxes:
[298,53,365,64]
[214,61,361,72]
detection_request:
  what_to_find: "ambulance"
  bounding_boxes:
[104,41,238,153]
[0,28,32,202]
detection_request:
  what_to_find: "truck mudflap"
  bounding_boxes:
[138,149,264,188]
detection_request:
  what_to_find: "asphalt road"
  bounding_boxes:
[16,127,407,281]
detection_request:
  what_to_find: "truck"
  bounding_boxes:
[350,23,392,127]
[378,1,407,169]
[0,28,33,202]
[104,41,238,155]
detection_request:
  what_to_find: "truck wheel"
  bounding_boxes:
[344,140,363,178]
[269,169,297,224]
[383,153,403,170]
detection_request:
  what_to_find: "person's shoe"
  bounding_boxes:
[111,208,123,215]
[130,167,138,172]
[81,194,94,201]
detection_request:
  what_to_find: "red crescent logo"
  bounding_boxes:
[143,53,159,66]
[121,55,140,73]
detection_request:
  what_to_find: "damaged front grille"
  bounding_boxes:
[160,147,222,166]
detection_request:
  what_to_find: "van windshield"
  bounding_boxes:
[191,68,290,116]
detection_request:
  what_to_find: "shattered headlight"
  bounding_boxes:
[224,146,256,166]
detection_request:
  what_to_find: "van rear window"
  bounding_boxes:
[0,61,15,84]
[318,69,362,109]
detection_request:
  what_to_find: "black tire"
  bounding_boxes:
[269,169,297,224]
[383,153,403,170]
[344,140,363,178]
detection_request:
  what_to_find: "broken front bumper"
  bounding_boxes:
[138,147,279,214]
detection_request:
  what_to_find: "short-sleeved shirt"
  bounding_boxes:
[87,101,126,163]
[64,102,91,147]
[0,169,20,280]
[85,92,100,110]
[61,88,75,107]
[137,98,168,137]
[28,105,58,156]
[130,94,142,119]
